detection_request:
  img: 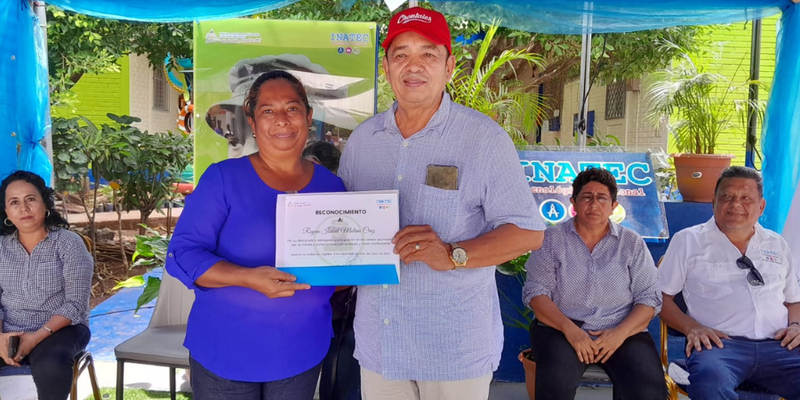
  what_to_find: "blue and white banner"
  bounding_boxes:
[518,151,668,240]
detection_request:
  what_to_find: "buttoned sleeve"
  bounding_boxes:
[628,235,662,313]
[166,163,228,290]
[658,231,689,296]
[478,127,545,232]
[55,231,93,325]
[782,243,800,303]
[522,228,557,308]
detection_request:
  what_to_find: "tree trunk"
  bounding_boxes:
[139,211,152,235]
[115,195,128,268]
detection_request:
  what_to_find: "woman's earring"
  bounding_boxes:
[3,218,12,227]
[45,210,51,218]
[252,134,256,138]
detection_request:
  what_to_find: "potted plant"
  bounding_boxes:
[645,43,765,202]
[497,253,536,399]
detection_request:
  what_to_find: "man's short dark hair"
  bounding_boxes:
[714,166,763,198]
[572,168,618,202]
[303,141,341,174]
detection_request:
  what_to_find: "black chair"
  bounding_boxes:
[660,293,782,400]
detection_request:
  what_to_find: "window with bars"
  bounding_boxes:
[605,81,626,120]
[152,69,170,111]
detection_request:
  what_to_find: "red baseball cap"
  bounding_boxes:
[382,7,452,55]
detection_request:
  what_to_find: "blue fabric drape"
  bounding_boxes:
[761,5,800,234]
[45,0,299,22]
[45,0,790,30]
[430,0,789,34]
[0,1,51,184]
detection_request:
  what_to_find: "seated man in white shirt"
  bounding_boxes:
[659,166,800,400]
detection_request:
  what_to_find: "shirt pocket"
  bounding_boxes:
[685,260,736,300]
[414,184,460,239]
[35,264,64,294]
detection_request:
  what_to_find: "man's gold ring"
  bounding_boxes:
[415,242,421,251]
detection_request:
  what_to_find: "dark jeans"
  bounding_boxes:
[319,287,360,400]
[530,320,667,400]
[189,356,321,400]
[0,324,91,400]
[686,338,800,400]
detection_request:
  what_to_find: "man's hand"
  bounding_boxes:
[588,328,627,363]
[685,325,730,357]
[393,225,454,271]
[0,332,22,367]
[775,324,800,350]
[247,267,311,298]
[564,325,598,364]
[14,331,48,362]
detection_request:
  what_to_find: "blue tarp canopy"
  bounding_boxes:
[2,0,799,232]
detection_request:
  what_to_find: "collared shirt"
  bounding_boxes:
[523,219,662,331]
[338,94,545,381]
[0,228,93,332]
[659,218,800,340]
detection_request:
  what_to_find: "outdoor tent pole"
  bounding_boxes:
[746,19,762,169]
[576,4,593,149]
[33,1,54,182]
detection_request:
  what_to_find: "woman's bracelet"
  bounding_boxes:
[42,326,53,335]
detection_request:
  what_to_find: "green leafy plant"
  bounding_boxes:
[112,121,193,234]
[448,23,549,145]
[496,253,533,331]
[645,42,767,154]
[114,225,170,313]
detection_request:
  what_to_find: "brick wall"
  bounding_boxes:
[128,54,181,134]
[555,79,665,152]
[51,57,130,125]
[681,18,778,167]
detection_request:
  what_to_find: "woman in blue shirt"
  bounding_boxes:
[166,70,345,400]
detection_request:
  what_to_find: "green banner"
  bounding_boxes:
[193,19,378,180]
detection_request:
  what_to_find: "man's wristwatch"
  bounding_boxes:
[449,243,468,269]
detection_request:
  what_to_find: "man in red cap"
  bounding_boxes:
[339,6,545,400]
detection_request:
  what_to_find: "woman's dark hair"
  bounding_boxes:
[1,170,69,235]
[303,141,341,173]
[714,165,763,198]
[243,70,312,121]
[571,167,618,202]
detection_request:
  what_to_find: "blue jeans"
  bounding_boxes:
[686,338,800,400]
[0,324,91,400]
[189,356,321,400]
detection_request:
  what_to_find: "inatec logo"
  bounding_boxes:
[397,13,432,24]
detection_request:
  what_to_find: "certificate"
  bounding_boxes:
[275,190,400,286]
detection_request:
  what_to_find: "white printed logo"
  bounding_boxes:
[205,29,220,43]
[398,13,432,24]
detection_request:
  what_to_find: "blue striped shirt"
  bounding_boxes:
[523,219,661,331]
[339,94,545,381]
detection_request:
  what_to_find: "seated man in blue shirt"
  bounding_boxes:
[659,166,800,400]
[523,168,667,400]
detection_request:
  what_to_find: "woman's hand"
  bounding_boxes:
[0,332,23,367]
[248,267,311,298]
[13,331,49,362]
[588,328,627,363]
[564,325,598,364]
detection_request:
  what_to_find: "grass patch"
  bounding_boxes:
[85,388,193,400]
